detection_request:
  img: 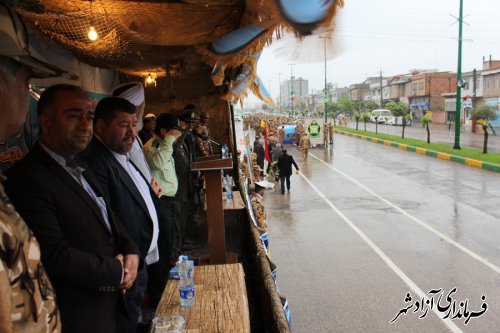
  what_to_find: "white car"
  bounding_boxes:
[369,109,392,123]
[386,116,411,126]
[234,114,243,122]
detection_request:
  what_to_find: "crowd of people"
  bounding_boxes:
[0,4,220,332]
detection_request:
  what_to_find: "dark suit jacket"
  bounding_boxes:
[173,133,193,202]
[5,143,139,333]
[277,153,299,176]
[86,137,158,261]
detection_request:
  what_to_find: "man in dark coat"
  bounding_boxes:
[85,96,160,333]
[6,84,139,333]
[277,149,299,195]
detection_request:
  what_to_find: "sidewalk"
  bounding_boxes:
[347,121,500,153]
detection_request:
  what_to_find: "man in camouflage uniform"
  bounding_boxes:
[0,3,61,331]
[299,132,311,160]
[193,111,213,157]
[323,123,329,147]
[328,122,334,144]
[250,181,269,234]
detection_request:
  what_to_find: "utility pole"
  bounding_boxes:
[324,36,328,123]
[278,73,283,114]
[379,70,383,108]
[289,63,295,118]
[453,0,464,150]
[267,80,272,104]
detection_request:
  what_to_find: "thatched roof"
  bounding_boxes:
[14,0,343,102]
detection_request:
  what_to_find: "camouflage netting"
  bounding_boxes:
[14,0,344,102]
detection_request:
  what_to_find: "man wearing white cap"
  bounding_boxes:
[112,82,162,197]
[251,180,273,234]
[0,3,62,332]
[139,113,156,144]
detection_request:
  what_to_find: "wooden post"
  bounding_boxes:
[192,156,232,264]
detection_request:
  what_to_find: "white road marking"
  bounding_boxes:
[308,151,500,275]
[298,170,463,333]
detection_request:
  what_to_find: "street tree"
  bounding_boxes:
[338,95,355,118]
[365,100,379,113]
[402,114,412,139]
[354,112,361,130]
[422,113,432,144]
[386,101,411,138]
[361,112,370,132]
[325,101,341,125]
[471,103,497,153]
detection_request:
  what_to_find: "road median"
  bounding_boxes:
[334,128,500,173]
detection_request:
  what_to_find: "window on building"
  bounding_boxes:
[495,76,499,89]
[476,78,481,89]
[412,83,417,92]
[419,82,424,90]
[486,79,490,89]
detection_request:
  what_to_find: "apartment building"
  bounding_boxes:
[409,70,456,123]
[481,58,500,126]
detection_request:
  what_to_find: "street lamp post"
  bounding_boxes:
[289,63,295,118]
[324,36,328,124]
[278,73,282,114]
[453,0,464,150]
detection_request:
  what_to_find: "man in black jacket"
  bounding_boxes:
[6,85,139,333]
[277,149,299,195]
[85,96,160,333]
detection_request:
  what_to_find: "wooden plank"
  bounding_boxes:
[204,169,226,264]
[155,264,250,333]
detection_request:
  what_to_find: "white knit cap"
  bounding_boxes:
[111,82,145,107]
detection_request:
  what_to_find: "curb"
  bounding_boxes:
[334,129,500,173]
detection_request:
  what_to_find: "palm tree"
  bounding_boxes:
[471,104,497,153]
[354,112,361,130]
[422,113,432,144]
[402,114,412,139]
[361,112,370,132]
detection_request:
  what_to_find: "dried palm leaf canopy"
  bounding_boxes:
[14,0,344,104]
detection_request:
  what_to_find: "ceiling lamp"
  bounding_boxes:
[88,1,98,41]
[88,25,98,41]
[145,73,157,87]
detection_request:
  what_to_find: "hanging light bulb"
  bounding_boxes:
[87,1,98,41]
[145,73,157,87]
[88,25,98,41]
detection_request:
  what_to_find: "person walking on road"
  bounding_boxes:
[299,133,311,160]
[323,123,329,147]
[277,150,299,195]
[328,122,334,144]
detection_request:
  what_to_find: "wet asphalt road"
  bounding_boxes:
[236,123,500,333]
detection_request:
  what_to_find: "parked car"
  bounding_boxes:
[234,114,243,121]
[386,116,411,126]
[369,109,392,123]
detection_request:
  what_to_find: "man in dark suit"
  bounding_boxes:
[5,84,139,333]
[277,149,300,195]
[85,96,160,333]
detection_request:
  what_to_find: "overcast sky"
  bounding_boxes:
[248,0,500,106]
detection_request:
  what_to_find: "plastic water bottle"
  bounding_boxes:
[220,144,228,158]
[225,174,233,203]
[178,255,195,306]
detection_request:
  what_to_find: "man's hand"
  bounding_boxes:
[150,176,162,198]
[166,129,183,139]
[296,170,299,174]
[120,254,139,290]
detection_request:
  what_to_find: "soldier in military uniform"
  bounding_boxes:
[323,123,329,147]
[250,181,270,234]
[0,3,61,331]
[299,132,311,160]
[193,111,214,157]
